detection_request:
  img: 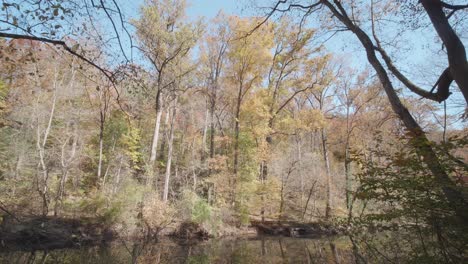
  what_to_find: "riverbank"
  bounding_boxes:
[0,216,344,251]
[0,216,114,251]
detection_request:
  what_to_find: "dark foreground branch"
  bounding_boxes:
[0,32,115,83]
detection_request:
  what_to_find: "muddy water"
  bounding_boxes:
[0,236,358,263]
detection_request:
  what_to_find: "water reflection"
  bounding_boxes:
[0,236,356,264]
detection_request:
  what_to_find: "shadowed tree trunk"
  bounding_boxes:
[321,128,332,219]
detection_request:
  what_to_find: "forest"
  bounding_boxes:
[0,0,467,263]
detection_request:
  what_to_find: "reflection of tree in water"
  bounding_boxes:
[0,236,392,264]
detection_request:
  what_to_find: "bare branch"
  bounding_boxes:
[239,0,321,40]
[440,1,468,10]
[370,1,451,102]
[0,32,114,83]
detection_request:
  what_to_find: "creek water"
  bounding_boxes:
[0,236,358,263]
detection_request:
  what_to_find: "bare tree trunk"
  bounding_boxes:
[233,95,241,177]
[162,103,177,202]
[232,82,243,205]
[201,107,209,162]
[97,128,104,180]
[113,156,124,194]
[321,128,332,219]
[296,133,304,208]
[345,142,352,209]
[260,134,272,222]
[207,97,216,199]
[150,109,163,165]
[101,136,118,189]
[96,83,109,184]
[158,109,170,161]
[303,181,317,221]
[209,95,216,160]
[13,155,21,180]
[278,160,296,220]
[345,100,352,210]
[54,126,78,216]
[148,100,163,186]
[36,83,57,217]
[279,176,285,219]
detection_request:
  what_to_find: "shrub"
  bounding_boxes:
[141,195,176,237]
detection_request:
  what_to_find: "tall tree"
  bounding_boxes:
[199,13,230,164]
[133,0,201,186]
[259,18,331,220]
[226,17,273,183]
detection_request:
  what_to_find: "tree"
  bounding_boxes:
[199,13,230,165]
[133,0,201,186]
[226,17,273,184]
[53,65,79,216]
[336,69,380,209]
[259,18,331,220]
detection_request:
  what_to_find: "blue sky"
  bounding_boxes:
[186,0,239,18]
[121,0,241,21]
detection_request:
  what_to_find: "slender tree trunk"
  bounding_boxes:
[113,157,123,194]
[296,134,304,208]
[279,178,285,220]
[149,92,163,186]
[232,83,243,205]
[321,128,332,219]
[150,110,163,165]
[345,103,352,210]
[13,155,21,180]
[97,128,104,180]
[209,95,216,160]
[207,95,216,199]
[54,128,77,216]
[233,100,241,176]
[162,104,177,202]
[345,142,352,209]
[97,82,108,184]
[303,181,317,221]
[54,170,68,216]
[260,134,272,222]
[158,109,170,161]
[201,107,209,162]
[330,242,340,264]
[36,87,57,217]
